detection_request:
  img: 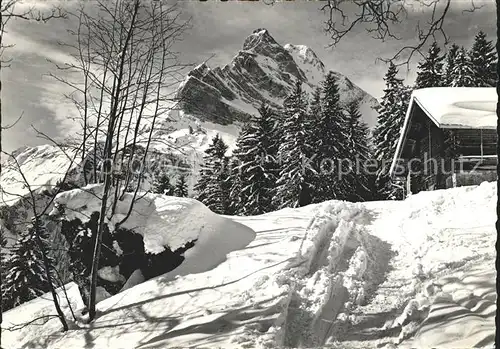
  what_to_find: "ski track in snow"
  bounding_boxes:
[3,182,496,349]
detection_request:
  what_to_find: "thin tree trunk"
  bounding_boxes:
[0,12,3,347]
[78,13,89,186]
[87,162,112,321]
[88,1,140,321]
[495,0,500,345]
[33,227,68,332]
[10,155,69,332]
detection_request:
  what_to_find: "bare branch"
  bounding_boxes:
[322,0,475,67]
[3,315,60,332]
[2,111,23,129]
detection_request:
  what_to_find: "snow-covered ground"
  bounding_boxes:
[3,182,496,349]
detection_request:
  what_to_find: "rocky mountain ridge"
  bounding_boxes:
[173,28,379,128]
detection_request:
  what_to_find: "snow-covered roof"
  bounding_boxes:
[411,87,497,129]
[390,87,497,176]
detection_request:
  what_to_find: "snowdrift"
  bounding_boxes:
[51,185,255,256]
[50,186,256,299]
[4,182,496,349]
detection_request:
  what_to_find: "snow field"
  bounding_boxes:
[2,282,84,346]
[340,181,496,348]
[242,202,390,348]
[400,264,495,349]
[2,181,497,349]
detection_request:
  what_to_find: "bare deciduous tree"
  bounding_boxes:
[0,123,103,337]
[0,1,65,345]
[0,150,77,333]
[52,0,190,321]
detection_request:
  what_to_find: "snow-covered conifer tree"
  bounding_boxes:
[415,42,445,88]
[443,44,460,86]
[174,175,188,198]
[469,31,497,87]
[226,155,242,215]
[344,100,371,201]
[450,47,475,87]
[194,134,231,214]
[3,221,54,309]
[373,63,411,199]
[1,229,10,310]
[152,173,173,195]
[314,72,351,202]
[274,81,317,208]
[309,87,322,122]
[230,103,278,215]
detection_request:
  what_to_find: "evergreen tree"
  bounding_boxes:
[373,63,410,199]
[226,155,243,215]
[230,104,278,215]
[194,134,221,204]
[274,81,317,208]
[3,221,54,309]
[309,87,322,120]
[450,47,475,87]
[308,86,323,153]
[314,71,351,202]
[344,101,371,201]
[194,134,231,214]
[415,42,445,88]
[469,30,497,87]
[444,44,460,86]
[174,175,188,198]
[227,124,253,215]
[0,229,7,249]
[152,173,173,195]
[0,229,10,310]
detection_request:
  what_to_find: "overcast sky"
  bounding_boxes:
[2,0,495,152]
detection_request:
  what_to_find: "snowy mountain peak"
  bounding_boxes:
[188,62,211,78]
[284,44,326,75]
[242,28,278,51]
[175,29,379,128]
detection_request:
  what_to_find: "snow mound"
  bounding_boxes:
[399,265,495,348]
[51,185,255,255]
[263,202,392,348]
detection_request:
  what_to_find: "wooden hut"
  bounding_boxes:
[389,87,497,194]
